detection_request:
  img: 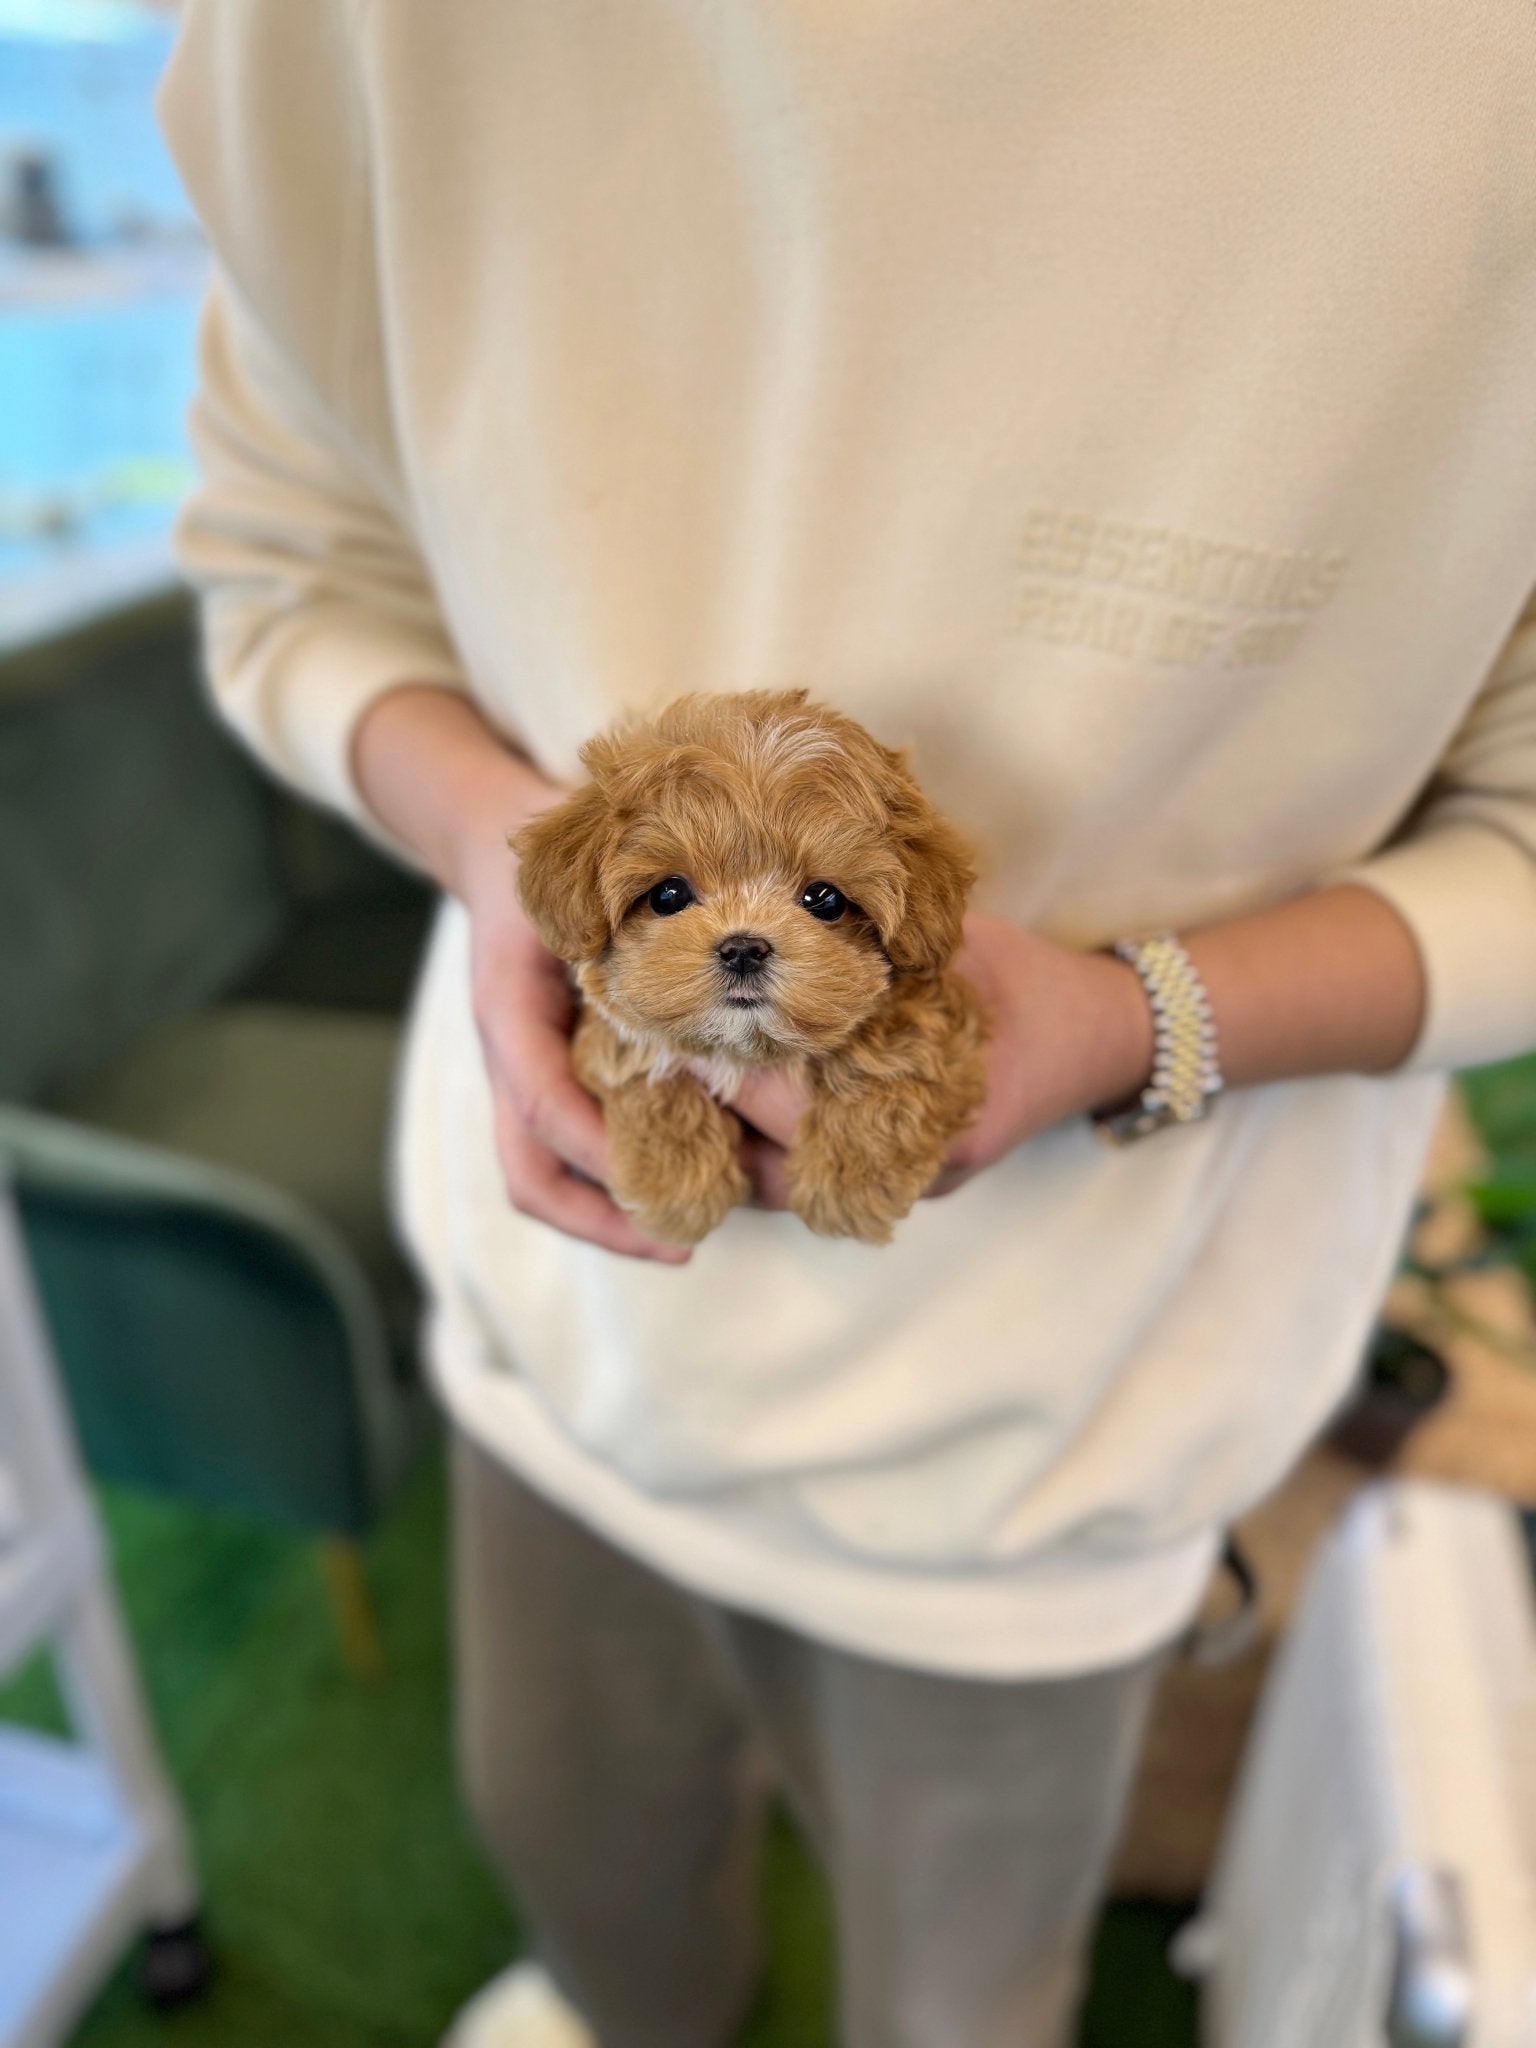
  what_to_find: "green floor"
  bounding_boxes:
[4,1451,1199,2048]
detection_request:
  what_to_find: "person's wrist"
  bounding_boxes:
[352,684,566,904]
[1072,947,1158,1118]
[451,753,565,909]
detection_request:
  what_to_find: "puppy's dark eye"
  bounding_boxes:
[800,881,846,923]
[647,876,695,916]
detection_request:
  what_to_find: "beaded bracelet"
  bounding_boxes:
[1092,932,1224,1146]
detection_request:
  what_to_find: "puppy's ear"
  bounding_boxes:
[878,755,977,975]
[513,783,616,961]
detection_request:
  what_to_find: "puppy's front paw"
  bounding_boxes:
[606,1075,751,1246]
[786,975,988,1244]
[622,1157,751,1248]
[785,1125,938,1246]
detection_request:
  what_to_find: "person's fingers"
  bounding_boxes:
[740,1131,793,1210]
[469,922,691,1257]
[504,1045,611,1183]
[920,1105,996,1198]
[493,1102,691,1262]
[522,942,582,1028]
[482,1003,610,1184]
[924,1161,972,1198]
[729,1066,810,1148]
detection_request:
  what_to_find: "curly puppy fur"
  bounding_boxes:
[514,690,988,1246]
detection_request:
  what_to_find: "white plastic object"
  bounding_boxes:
[1188,1479,1536,2048]
[0,1175,200,2048]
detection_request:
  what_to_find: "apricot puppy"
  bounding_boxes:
[514,690,987,1246]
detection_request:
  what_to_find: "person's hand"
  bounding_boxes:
[352,686,690,1262]
[729,912,1154,1210]
[459,804,694,1266]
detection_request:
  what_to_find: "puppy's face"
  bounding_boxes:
[515,691,975,1063]
[581,854,890,1061]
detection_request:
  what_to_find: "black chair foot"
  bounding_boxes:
[141,1917,214,2009]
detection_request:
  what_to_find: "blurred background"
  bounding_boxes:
[1,6,1534,2046]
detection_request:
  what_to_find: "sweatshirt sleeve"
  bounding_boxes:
[172,276,470,843]
[1327,586,1536,1075]
[159,0,472,849]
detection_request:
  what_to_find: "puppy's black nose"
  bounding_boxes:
[717,933,773,977]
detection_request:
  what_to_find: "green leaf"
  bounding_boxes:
[1464,1171,1536,1230]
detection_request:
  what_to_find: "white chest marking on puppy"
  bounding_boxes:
[683,1053,747,1100]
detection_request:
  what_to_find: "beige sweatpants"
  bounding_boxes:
[450,1430,1170,2048]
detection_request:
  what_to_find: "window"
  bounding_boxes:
[0,0,202,648]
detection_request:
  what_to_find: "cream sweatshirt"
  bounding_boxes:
[160,0,1536,1675]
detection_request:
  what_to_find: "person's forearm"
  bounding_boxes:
[350,684,561,901]
[1182,881,1427,1086]
[1089,882,1429,1112]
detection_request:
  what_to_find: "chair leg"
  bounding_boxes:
[318,1538,385,1680]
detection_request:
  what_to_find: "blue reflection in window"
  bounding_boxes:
[0,0,204,642]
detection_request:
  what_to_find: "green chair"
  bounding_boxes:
[0,595,436,1670]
